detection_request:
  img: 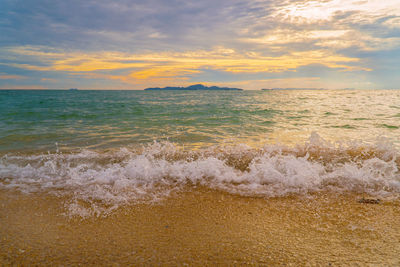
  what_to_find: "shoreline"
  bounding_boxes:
[1,188,399,265]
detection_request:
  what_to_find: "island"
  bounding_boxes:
[144,84,243,91]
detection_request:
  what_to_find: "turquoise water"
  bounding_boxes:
[1,89,400,216]
[1,89,400,152]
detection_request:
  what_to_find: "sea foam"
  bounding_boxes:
[1,133,399,216]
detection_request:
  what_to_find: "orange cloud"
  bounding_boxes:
[0,74,27,80]
[1,45,370,88]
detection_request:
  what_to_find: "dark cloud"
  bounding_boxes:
[0,0,272,51]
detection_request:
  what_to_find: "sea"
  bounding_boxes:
[1,89,400,265]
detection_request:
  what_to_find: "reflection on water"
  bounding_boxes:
[1,89,400,152]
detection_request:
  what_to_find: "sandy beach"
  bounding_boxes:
[1,188,399,265]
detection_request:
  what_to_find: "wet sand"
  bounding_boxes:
[1,189,399,266]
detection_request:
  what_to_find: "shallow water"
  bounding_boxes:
[1,89,400,152]
[1,89,400,214]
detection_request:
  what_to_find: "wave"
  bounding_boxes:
[1,133,399,216]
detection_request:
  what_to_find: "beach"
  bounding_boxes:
[1,189,399,265]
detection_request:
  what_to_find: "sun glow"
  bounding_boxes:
[1,46,368,85]
[276,0,400,22]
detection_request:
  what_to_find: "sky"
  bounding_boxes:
[0,0,399,90]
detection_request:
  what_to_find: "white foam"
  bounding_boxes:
[1,133,399,216]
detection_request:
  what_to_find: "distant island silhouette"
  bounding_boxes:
[144,84,243,91]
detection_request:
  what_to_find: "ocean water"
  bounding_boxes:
[1,89,400,216]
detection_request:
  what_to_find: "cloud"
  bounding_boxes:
[2,0,399,53]
[273,0,400,22]
[0,84,46,89]
[237,0,400,53]
[0,0,399,89]
[0,74,26,80]
[0,45,369,82]
[41,78,57,82]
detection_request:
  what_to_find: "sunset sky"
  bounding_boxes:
[0,0,399,90]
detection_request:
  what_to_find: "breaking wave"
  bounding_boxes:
[1,133,400,216]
